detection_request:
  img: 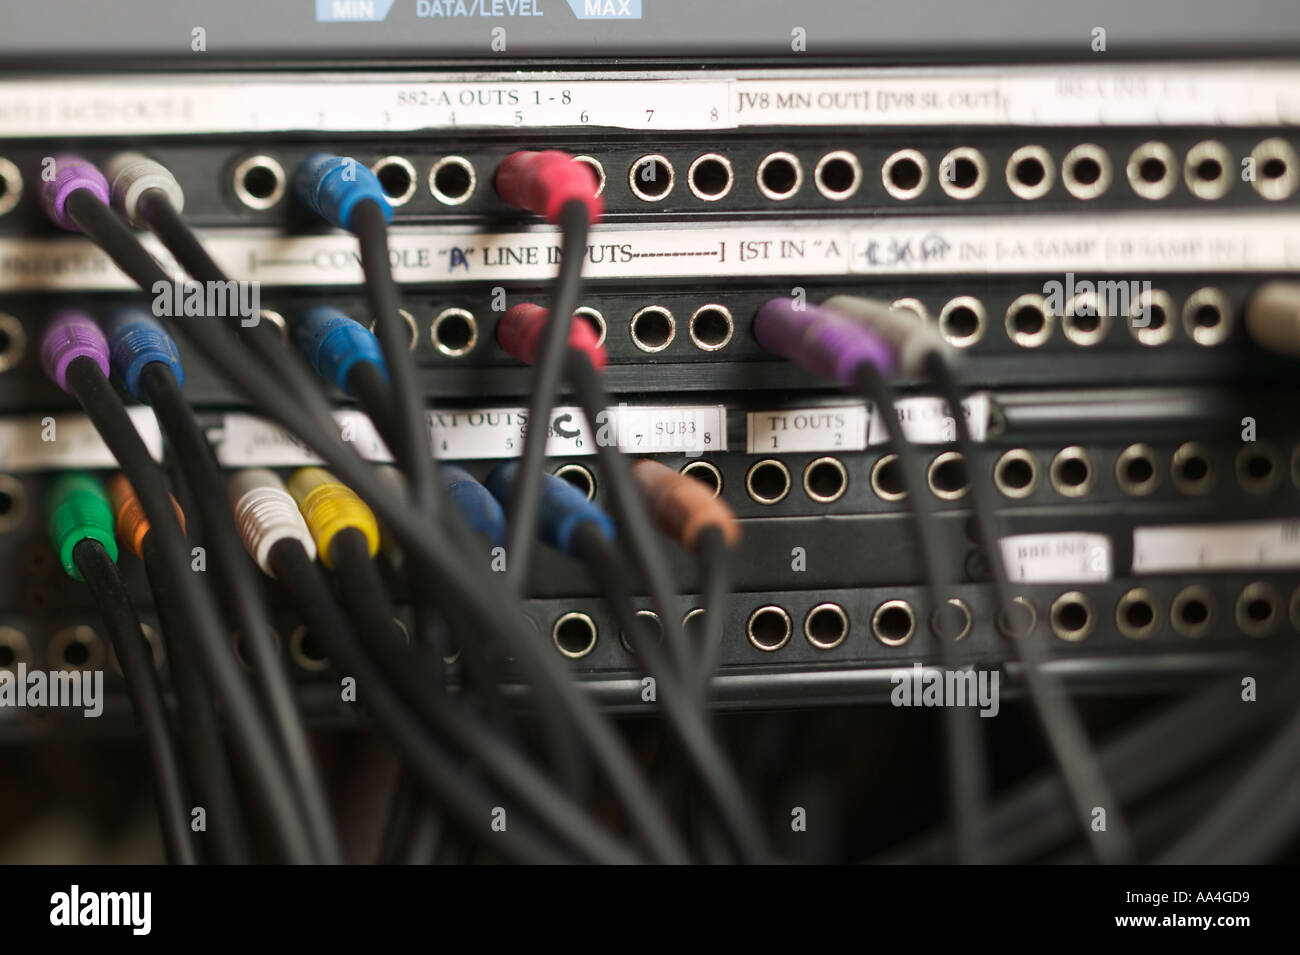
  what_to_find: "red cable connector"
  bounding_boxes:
[494,150,604,224]
[497,303,607,370]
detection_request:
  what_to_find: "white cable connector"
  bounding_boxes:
[105,152,185,227]
[228,468,317,576]
[822,294,951,377]
[1245,282,1300,358]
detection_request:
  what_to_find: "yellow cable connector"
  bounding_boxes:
[286,466,379,568]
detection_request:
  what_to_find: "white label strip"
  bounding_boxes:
[427,407,540,460]
[216,404,726,467]
[0,407,162,472]
[214,410,394,468]
[431,404,726,458]
[869,393,992,446]
[0,78,732,136]
[1000,532,1113,584]
[846,214,1300,276]
[6,213,1298,292]
[747,406,866,454]
[1,63,1298,136]
[746,395,990,453]
[1132,520,1300,573]
[600,405,728,455]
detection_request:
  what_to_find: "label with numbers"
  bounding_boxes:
[0,77,731,136]
[429,406,586,458]
[600,405,727,455]
[1132,520,1300,573]
[746,406,867,454]
[2,65,1295,137]
[748,396,989,453]
[867,393,991,445]
[1000,532,1113,583]
[0,407,161,472]
[218,404,726,466]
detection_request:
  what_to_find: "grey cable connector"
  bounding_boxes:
[105,152,185,227]
[1244,282,1300,358]
[822,294,951,377]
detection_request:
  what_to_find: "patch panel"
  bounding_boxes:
[7,48,1300,871]
[1,130,1297,234]
[4,568,1290,741]
[3,276,1299,417]
[6,417,1298,603]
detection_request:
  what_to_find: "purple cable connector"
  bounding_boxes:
[754,298,896,386]
[39,156,110,232]
[41,312,110,393]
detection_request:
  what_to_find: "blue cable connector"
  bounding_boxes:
[292,305,388,394]
[294,153,392,232]
[102,308,185,400]
[484,462,615,557]
[441,465,507,548]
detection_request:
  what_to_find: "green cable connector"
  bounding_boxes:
[47,471,118,580]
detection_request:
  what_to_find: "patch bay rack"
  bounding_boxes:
[2,46,1300,871]
[4,61,1300,705]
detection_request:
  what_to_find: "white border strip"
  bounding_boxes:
[2,211,1298,291]
[1133,520,1300,573]
[215,404,727,467]
[1,62,1299,136]
[0,407,162,472]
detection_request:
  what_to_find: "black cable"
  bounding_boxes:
[141,534,252,865]
[327,528,644,864]
[347,361,398,448]
[378,777,442,865]
[924,351,1134,865]
[138,186,526,859]
[353,199,437,518]
[343,296,550,796]
[135,188,353,466]
[68,189,684,864]
[573,522,772,864]
[139,362,343,864]
[1205,757,1300,864]
[1050,752,1254,864]
[505,200,590,595]
[59,345,317,864]
[395,804,444,865]
[333,206,498,751]
[343,239,574,793]
[1158,698,1300,864]
[349,366,523,734]
[693,525,730,701]
[854,362,986,865]
[73,538,198,865]
[266,536,593,865]
[329,527,405,646]
[565,349,692,672]
[881,653,1298,864]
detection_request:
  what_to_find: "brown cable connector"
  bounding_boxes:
[630,459,740,552]
[107,472,185,559]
